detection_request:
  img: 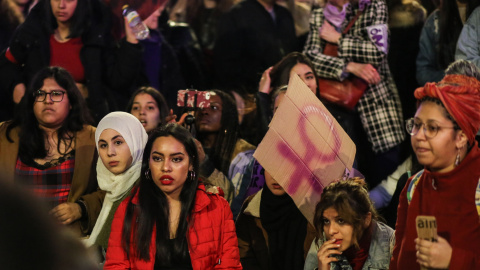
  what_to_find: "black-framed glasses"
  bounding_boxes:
[405,117,457,139]
[34,90,66,102]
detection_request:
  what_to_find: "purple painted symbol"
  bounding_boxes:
[369,28,384,47]
[276,104,342,195]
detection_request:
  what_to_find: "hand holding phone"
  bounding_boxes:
[177,90,211,109]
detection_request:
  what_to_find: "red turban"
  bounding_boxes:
[414,74,480,145]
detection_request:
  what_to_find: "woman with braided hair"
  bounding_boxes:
[195,90,256,204]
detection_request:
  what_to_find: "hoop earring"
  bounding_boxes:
[145,169,151,180]
[189,170,196,181]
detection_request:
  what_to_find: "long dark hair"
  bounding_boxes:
[313,178,379,249]
[122,124,200,262]
[6,66,92,164]
[270,52,320,97]
[196,90,239,176]
[437,0,480,69]
[42,0,93,38]
[126,86,170,127]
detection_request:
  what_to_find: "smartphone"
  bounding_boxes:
[177,90,211,109]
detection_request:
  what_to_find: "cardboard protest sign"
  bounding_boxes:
[253,74,356,224]
[416,216,438,270]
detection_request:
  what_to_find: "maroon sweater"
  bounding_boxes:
[391,142,480,269]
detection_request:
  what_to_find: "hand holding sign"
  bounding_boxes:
[415,216,452,269]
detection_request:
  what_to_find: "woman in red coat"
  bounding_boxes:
[104,123,242,269]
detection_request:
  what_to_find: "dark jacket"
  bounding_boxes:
[0,1,143,123]
[125,29,187,113]
[388,1,426,120]
[214,0,298,94]
[236,190,316,270]
[160,20,208,92]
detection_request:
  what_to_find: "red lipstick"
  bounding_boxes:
[160,175,173,185]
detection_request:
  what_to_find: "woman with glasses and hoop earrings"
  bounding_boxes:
[0,66,105,237]
[390,74,480,269]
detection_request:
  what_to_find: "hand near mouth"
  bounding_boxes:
[317,238,342,269]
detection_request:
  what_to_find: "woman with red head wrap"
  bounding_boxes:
[390,74,480,269]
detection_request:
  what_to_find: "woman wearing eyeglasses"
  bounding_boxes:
[390,74,480,269]
[0,66,104,237]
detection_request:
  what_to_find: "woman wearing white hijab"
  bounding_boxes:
[84,112,148,249]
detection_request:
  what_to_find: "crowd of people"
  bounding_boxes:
[1,0,480,269]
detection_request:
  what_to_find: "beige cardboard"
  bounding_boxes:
[253,74,356,224]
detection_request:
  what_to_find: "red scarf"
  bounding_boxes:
[344,222,373,270]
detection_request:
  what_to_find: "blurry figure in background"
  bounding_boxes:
[304,0,406,188]
[0,0,145,124]
[0,0,32,122]
[104,124,242,269]
[416,0,480,86]
[418,0,439,16]
[304,178,394,270]
[0,0,36,51]
[388,0,426,120]
[168,0,187,22]
[195,90,256,203]
[277,0,313,47]
[455,6,480,70]
[0,66,104,237]
[107,0,186,112]
[236,166,316,270]
[230,90,261,146]
[127,87,170,133]
[181,0,235,87]
[84,112,148,258]
[390,73,480,269]
[159,0,209,91]
[214,0,298,94]
[0,182,100,270]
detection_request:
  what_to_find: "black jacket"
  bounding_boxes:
[0,1,143,123]
[214,0,298,94]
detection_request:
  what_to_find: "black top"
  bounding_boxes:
[154,238,193,270]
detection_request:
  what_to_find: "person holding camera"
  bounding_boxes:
[195,90,256,204]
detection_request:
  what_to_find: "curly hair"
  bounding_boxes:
[313,178,379,249]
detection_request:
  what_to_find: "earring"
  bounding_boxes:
[145,169,151,180]
[189,170,196,181]
[455,146,463,166]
